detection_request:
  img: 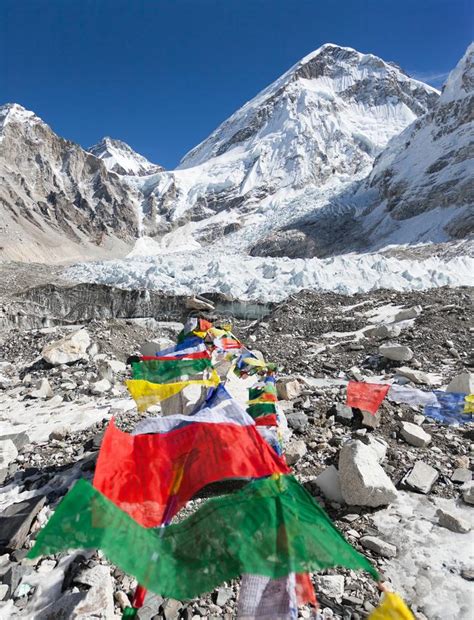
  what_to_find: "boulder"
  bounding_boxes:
[437,509,471,533]
[392,306,422,322]
[446,371,474,394]
[0,432,30,451]
[333,403,354,424]
[360,536,397,558]
[286,411,309,432]
[361,435,388,463]
[29,378,53,399]
[462,481,474,505]
[0,440,18,470]
[315,466,344,503]
[0,495,46,552]
[276,378,301,401]
[364,324,402,339]
[400,422,431,447]
[315,575,345,600]
[89,378,112,395]
[42,329,91,365]
[137,593,165,620]
[361,409,381,429]
[451,468,472,484]
[379,343,414,362]
[338,440,398,507]
[396,367,432,385]
[402,461,438,494]
[285,440,307,465]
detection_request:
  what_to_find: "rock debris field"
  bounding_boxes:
[0,285,473,619]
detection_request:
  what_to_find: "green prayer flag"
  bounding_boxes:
[131,357,212,384]
[28,476,378,599]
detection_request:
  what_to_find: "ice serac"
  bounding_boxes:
[88,137,164,177]
[137,43,438,245]
[0,104,141,263]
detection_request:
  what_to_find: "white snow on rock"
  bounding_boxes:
[88,137,163,177]
[372,491,474,620]
[65,250,474,303]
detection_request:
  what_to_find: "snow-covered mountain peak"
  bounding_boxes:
[89,137,164,176]
[0,103,41,130]
[440,42,474,103]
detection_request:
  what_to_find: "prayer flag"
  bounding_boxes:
[29,475,378,600]
[131,357,212,384]
[424,391,473,425]
[368,592,414,620]
[93,417,290,527]
[346,382,390,415]
[126,369,220,412]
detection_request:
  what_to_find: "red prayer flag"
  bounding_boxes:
[93,418,290,528]
[346,381,390,415]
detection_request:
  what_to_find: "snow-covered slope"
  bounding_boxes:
[258,43,473,257]
[135,44,438,244]
[0,104,141,263]
[89,137,163,176]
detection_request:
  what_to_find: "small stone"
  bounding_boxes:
[215,587,233,606]
[402,461,438,494]
[379,343,413,362]
[162,598,183,620]
[89,378,111,395]
[462,481,474,505]
[461,569,474,581]
[400,422,431,447]
[316,575,345,600]
[361,409,381,429]
[364,324,402,339]
[48,427,69,441]
[315,466,344,503]
[360,535,397,558]
[29,378,53,399]
[393,306,422,321]
[276,378,302,400]
[451,468,472,484]
[0,440,18,470]
[333,403,354,424]
[286,411,309,432]
[396,367,432,385]
[285,440,307,465]
[137,592,164,620]
[0,495,46,552]
[447,372,474,394]
[437,509,471,533]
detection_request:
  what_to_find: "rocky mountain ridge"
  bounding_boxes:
[88,137,164,177]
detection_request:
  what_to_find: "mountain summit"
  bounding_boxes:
[137,43,439,244]
[89,137,164,177]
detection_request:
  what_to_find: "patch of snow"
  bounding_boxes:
[372,491,474,620]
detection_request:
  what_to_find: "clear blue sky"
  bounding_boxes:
[1,0,472,168]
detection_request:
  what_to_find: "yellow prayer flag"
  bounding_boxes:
[368,592,414,620]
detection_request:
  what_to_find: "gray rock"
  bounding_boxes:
[361,435,388,463]
[42,329,91,365]
[451,468,472,484]
[379,343,414,362]
[276,378,302,400]
[400,421,432,447]
[89,378,112,395]
[396,367,432,385]
[115,590,131,610]
[333,403,354,424]
[437,509,471,533]
[0,432,30,451]
[339,440,398,507]
[315,466,345,503]
[0,440,18,470]
[393,306,422,322]
[361,409,381,429]
[0,495,46,552]
[0,584,8,601]
[316,575,345,600]
[286,411,309,432]
[402,461,438,494]
[364,323,402,339]
[0,563,29,599]
[33,592,89,618]
[162,598,183,620]
[285,440,307,465]
[29,378,53,399]
[447,371,474,394]
[215,587,233,606]
[360,535,397,558]
[138,592,165,620]
[462,481,474,505]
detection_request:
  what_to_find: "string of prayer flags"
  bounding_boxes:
[387,384,438,408]
[368,592,414,620]
[133,389,255,434]
[153,336,208,360]
[247,375,278,425]
[28,475,378,600]
[125,368,220,412]
[346,381,390,415]
[424,391,473,425]
[93,417,290,527]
